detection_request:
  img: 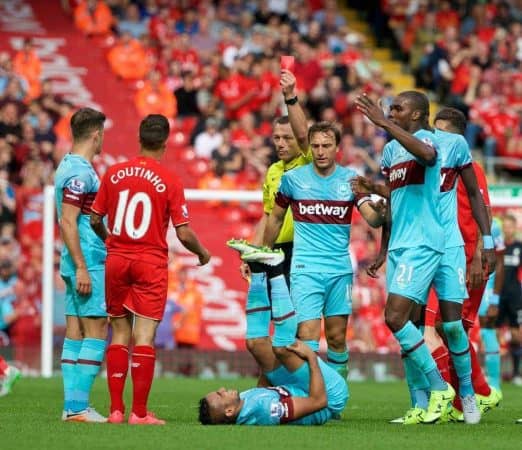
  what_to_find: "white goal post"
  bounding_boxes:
[39,185,522,376]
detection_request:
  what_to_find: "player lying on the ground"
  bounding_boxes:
[198,258,348,425]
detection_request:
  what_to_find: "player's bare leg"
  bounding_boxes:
[297,319,321,353]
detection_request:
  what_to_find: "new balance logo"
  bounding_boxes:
[298,202,350,219]
[131,363,140,368]
[111,373,124,378]
[389,167,407,183]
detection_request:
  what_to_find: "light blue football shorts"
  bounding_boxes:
[290,272,352,323]
[387,246,442,305]
[62,269,107,317]
[432,245,468,303]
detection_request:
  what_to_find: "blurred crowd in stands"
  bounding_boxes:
[361,0,522,164]
[1,0,521,367]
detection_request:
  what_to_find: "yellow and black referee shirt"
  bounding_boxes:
[262,150,312,244]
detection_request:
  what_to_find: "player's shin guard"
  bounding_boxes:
[394,321,446,391]
[107,344,129,414]
[402,354,430,409]
[327,348,349,380]
[131,346,156,418]
[510,342,522,377]
[442,320,473,397]
[61,338,82,411]
[481,328,501,390]
[74,338,106,412]
[245,272,271,339]
[270,274,297,347]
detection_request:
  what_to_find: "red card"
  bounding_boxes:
[280,55,295,72]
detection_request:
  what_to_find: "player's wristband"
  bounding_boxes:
[284,96,298,105]
[483,235,494,250]
[489,293,499,306]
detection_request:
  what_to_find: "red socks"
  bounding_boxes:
[107,345,129,414]
[131,345,156,418]
[0,356,8,377]
[469,343,491,396]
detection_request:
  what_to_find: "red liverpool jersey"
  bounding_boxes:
[457,161,490,245]
[92,156,189,265]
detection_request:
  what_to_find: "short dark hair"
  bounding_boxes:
[70,108,106,142]
[399,91,430,121]
[308,121,341,146]
[434,107,467,135]
[273,116,290,127]
[139,114,170,150]
[198,397,212,425]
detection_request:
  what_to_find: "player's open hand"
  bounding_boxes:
[481,248,496,276]
[287,340,316,361]
[75,267,92,296]
[350,175,374,195]
[280,69,296,97]
[367,253,386,278]
[467,253,484,289]
[240,262,251,281]
[355,94,387,127]
[198,249,211,266]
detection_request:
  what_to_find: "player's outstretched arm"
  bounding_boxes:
[263,204,286,249]
[61,203,91,295]
[175,224,211,265]
[281,69,309,152]
[89,212,108,242]
[460,166,496,274]
[286,341,327,418]
[355,94,436,166]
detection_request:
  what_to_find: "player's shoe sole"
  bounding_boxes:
[241,248,285,266]
[226,239,258,254]
[389,407,426,425]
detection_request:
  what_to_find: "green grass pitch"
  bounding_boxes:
[1,377,521,450]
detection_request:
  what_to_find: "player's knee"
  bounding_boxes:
[441,320,464,341]
[246,337,271,356]
[326,333,346,351]
[384,309,407,332]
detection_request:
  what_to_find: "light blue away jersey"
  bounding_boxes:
[435,129,473,248]
[381,128,444,253]
[55,154,106,276]
[236,387,293,425]
[275,164,367,274]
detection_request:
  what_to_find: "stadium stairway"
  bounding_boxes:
[342,7,439,113]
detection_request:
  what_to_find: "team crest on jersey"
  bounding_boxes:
[69,179,85,194]
[270,401,288,419]
[338,183,349,195]
[181,204,188,218]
